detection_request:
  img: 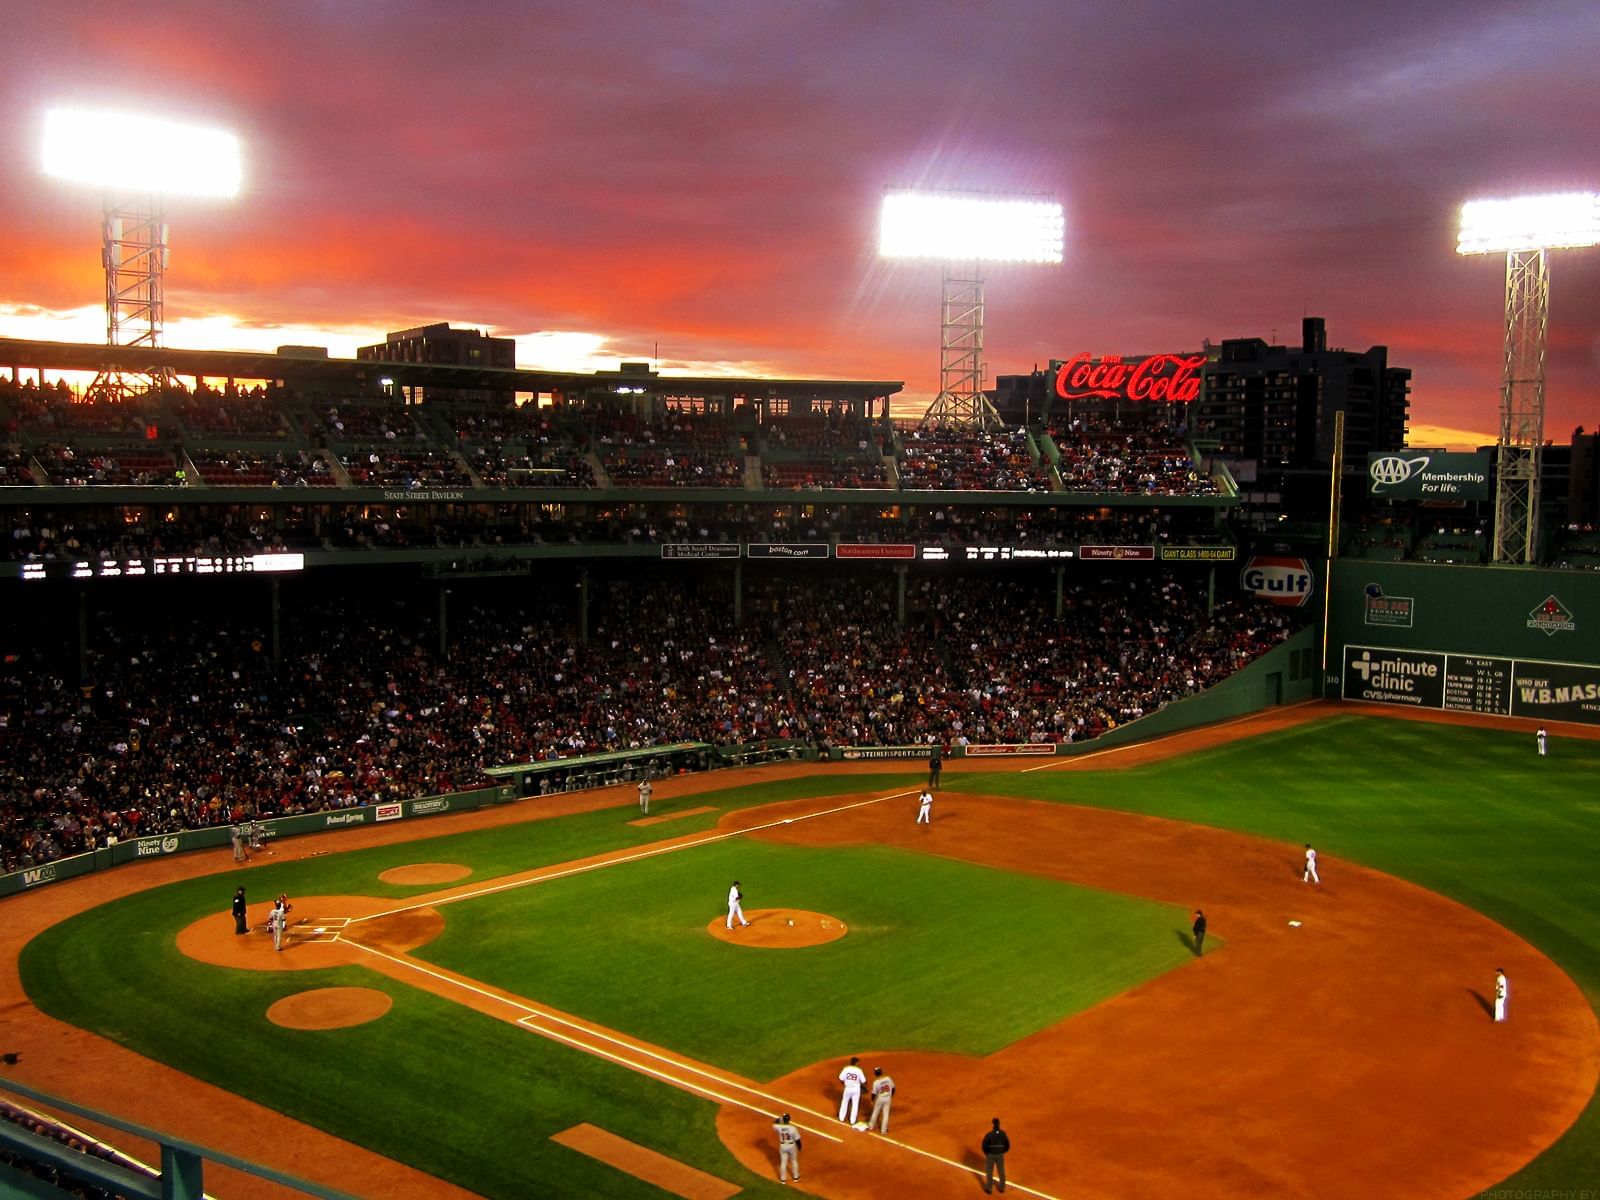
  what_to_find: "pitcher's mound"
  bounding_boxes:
[706,909,847,948]
[268,986,392,1030]
[378,863,471,885]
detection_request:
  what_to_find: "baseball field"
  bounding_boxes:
[7,702,1600,1199]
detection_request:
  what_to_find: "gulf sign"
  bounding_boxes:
[1241,555,1314,606]
[1053,353,1205,404]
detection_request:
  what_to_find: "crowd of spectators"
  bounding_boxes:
[0,1100,142,1199]
[36,445,181,487]
[0,571,1300,872]
[189,449,336,488]
[899,429,1053,492]
[337,447,474,490]
[0,446,37,486]
[600,448,745,488]
[466,445,596,488]
[2,382,150,437]
[1049,417,1219,496]
[171,387,285,437]
[316,404,418,443]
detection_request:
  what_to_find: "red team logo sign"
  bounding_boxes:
[1241,556,1314,607]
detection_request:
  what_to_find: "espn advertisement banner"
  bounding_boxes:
[376,802,404,822]
[962,743,1057,757]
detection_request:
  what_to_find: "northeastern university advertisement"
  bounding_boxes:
[1328,561,1600,726]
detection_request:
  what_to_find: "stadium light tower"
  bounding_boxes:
[41,107,242,398]
[1456,192,1600,565]
[880,190,1063,430]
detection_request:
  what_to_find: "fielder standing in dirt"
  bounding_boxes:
[867,1066,895,1133]
[772,1113,801,1183]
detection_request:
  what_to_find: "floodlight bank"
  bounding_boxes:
[880,191,1064,263]
[41,108,242,198]
[1456,192,1600,255]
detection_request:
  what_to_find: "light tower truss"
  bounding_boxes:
[92,196,173,398]
[1491,249,1549,565]
[922,263,1004,430]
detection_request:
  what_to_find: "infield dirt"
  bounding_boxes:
[4,702,1597,1199]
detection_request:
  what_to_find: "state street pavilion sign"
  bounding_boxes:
[1052,353,1206,405]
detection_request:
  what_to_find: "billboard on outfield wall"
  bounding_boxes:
[1342,643,1600,724]
[1366,450,1490,500]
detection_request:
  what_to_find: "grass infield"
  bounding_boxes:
[19,716,1600,1195]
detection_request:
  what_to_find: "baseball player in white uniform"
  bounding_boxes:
[772,1113,801,1182]
[1303,844,1319,884]
[727,881,749,930]
[268,903,286,951]
[838,1056,866,1124]
[1494,968,1509,1022]
[867,1066,895,1133]
[1537,727,1548,757]
[916,789,933,825]
[638,778,652,814]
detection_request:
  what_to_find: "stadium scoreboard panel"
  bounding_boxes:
[1343,643,1600,724]
[18,553,305,581]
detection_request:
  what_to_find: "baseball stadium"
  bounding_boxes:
[4,63,1600,1200]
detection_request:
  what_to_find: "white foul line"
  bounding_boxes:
[340,939,841,1143]
[348,785,922,925]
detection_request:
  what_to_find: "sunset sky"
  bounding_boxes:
[3,1,1597,448]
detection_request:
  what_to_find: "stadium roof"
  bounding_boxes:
[0,337,902,402]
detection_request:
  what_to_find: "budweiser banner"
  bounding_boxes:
[962,744,1058,757]
[1053,353,1206,404]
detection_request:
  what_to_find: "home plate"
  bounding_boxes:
[1288,920,1303,927]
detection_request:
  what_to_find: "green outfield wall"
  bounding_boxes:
[1326,560,1600,725]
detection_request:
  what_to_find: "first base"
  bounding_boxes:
[1288,920,1302,927]
[853,1122,868,1132]
[783,818,793,824]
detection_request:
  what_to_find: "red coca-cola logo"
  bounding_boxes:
[1054,353,1206,403]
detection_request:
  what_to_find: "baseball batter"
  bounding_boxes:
[866,1066,895,1133]
[638,779,652,814]
[727,881,749,930]
[1303,843,1320,884]
[916,789,933,825]
[268,903,285,951]
[772,1113,802,1182]
[838,1056,866,1124]
[1495,968,1509,1022]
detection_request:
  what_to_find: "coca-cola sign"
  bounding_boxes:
[1054,353,1206,404]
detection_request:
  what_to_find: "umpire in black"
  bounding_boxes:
[982,1117,1010,1193]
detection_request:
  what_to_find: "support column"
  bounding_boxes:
[895,565,907,628]
[733,562,743,626]
[160,1144,205,1200]
[1206,566,1216,620]
[1053,565,1065,618]
[437,584,449,660]
[269,577,281,670]
[77,588,90,683]
[578,566,590,645]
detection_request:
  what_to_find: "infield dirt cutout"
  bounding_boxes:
[267,986,392,1030]
[705,907,847,947]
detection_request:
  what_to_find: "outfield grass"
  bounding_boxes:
[19,720,1600,1196]
[950,715,1600,1193]
[415,840,1193,1079]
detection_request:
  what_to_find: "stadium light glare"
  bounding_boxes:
[41,107,242,198]
[879,191,1064,264]
[1456,192,1600,255]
